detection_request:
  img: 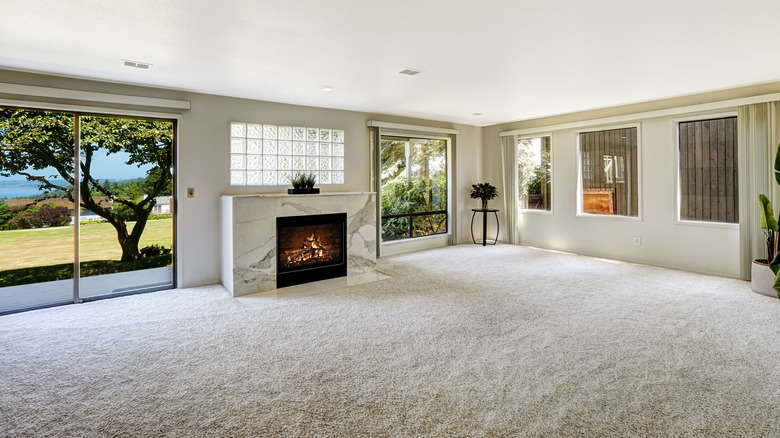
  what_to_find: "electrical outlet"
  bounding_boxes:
[187,187,195,198]
[633,236,641,246]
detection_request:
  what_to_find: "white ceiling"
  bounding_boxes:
[2,0,780,126]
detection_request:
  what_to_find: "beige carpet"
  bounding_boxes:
[1,244,779,437]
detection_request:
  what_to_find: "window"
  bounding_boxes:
[579,127,638,217]
[229,123,344,186]
[380,136,447,241]
[678,116,738,223]
[517,136,551,211]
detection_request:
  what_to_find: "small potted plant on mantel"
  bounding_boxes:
[289,172,319,194]
[470,182,499,210]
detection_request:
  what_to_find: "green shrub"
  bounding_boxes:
[140,244,171,258]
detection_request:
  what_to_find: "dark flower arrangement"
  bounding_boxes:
[470,182,498,209]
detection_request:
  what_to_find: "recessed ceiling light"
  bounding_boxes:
[399,68,422,76]
[121,59,152,70]
[320,85,335,92]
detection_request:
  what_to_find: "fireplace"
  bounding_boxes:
[276,212,347,288]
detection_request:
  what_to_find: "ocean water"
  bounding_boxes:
[0,180,68,200]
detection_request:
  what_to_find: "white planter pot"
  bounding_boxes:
[751,260,778,298]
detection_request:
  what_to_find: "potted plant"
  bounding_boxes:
[470,182,498,210]
[754,142,780,299]
[288,172,319,194]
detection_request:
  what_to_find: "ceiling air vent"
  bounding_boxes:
[399,68,421,76]
[122,59,152,70]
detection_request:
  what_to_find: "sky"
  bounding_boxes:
[6,149,154,181]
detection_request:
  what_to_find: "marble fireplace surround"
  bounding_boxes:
[220,192,377,296]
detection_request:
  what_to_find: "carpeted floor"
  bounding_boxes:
[1,244,779,437]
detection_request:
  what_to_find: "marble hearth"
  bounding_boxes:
[220,192,377,296]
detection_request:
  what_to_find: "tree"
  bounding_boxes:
[0,109,172,261]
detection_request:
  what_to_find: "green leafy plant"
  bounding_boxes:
[758,142,780,298]
[140,244,171,258]
[381,175,446,240]
[470,182,498,209]
[291,172,317,189]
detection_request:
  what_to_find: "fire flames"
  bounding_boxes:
[279,232,340,268]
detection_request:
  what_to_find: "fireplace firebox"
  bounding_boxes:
[276,213,347,288]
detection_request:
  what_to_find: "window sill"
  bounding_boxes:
[381,233,449,257]
[520,209,553,216]
[675,219,739,229]
[575,212,642,221]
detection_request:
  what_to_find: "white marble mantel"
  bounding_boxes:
[220,192,377,296]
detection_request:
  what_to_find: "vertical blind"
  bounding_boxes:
[678,117,738,223]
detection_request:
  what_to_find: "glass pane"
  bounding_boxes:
[78,116,174,299]
[247,139,261,154]
[517,136,551,211]
[380,136,448,242]
[230,138,246,154]
[380,138,406,187]
[263,124,277,139]
[0,108,75,312]
[230,122,246,137]
[247,170,262,185]
[579,128,637,216]
[247,123,262,139]
[231,171,246,185]
[278,126,292,140]
[247,155,261,170]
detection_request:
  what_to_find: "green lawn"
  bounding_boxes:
[0,219,172,270]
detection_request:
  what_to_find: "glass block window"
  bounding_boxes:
[230,122,345,186]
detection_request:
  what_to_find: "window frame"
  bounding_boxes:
[673,111,739,229]
[517,133,554,215]
[379,131,451,243]
[575,123,642,221]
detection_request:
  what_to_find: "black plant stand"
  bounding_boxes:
[471,208,499,246]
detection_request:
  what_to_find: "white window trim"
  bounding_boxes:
[673,111,739,228]
[575,123,643,221]
[517,132,554,215]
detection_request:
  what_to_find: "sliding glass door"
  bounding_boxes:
[0,109,76,311]
[0,107,175,313]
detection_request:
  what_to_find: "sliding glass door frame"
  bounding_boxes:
[0,104,178,314]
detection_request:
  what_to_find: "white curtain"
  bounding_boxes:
[500,135,519,244]
[738,102,780,279]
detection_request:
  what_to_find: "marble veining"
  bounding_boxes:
[221,193,377,296]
